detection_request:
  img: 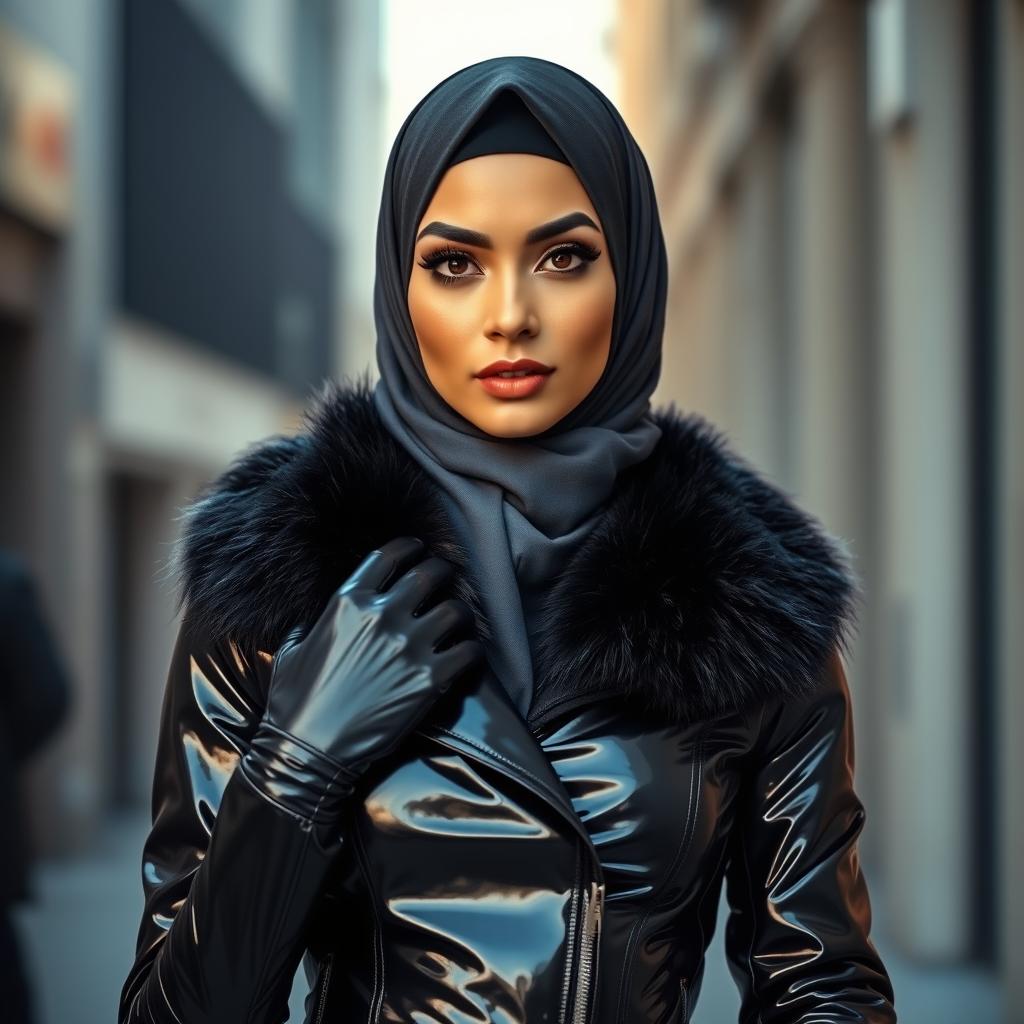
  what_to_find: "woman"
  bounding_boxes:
[119,56,897,1023]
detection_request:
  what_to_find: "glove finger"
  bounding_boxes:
[343,536,426,595]
[419,597,475,651]
[386,555,455,616]
[433,637,486,693]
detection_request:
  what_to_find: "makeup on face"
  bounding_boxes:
[416,210,601,248]
[415,217,603,296]
[406,153,615,438]
[475,357,555,399]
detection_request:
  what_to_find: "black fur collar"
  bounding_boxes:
[170,374,860,726]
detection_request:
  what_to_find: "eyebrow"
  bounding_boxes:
[415,211,600,248]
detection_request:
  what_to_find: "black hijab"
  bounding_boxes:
[372,56,667,717]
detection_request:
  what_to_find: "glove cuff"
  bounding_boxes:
[238,720,360,824]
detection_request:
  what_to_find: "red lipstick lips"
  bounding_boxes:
[475,358,555,399]
[475,358,554,377]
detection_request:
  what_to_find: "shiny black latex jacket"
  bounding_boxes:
[118,378,897,1024]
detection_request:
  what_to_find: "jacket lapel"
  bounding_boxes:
[420,663,601,856]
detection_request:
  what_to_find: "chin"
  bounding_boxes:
[465,402,564,440]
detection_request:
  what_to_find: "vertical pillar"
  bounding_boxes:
[790,3,888,872]
[997,0,1024,1012]
[874,0,972,957]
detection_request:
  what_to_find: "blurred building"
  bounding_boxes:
[618,0,1022,1014]
[0,0,382,855]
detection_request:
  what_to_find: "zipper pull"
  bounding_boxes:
[586,880,605,936]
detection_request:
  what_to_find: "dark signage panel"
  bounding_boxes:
[120,0,333,392]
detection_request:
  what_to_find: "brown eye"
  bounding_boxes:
[445,256,471,276]
[418,246,483,287]
[537,241,602,276]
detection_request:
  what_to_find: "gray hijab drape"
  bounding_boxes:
[371,55,668,717]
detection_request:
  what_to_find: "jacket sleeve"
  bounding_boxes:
[118,616,349,1024]
[722,647,897,1023]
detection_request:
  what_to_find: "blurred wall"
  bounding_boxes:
[997,0,1024,1013]
[618,0,1021,1009]
[0,0,382,856]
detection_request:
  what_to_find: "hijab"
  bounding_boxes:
[371,55,668,717]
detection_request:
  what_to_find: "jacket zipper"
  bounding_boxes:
[570,878,605,1024]
[678,978,688,1023]
[559,847,583,1024]
[312,952,335,1024]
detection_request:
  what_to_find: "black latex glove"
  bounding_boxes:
[238,535,485,824]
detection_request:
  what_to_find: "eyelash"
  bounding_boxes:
[417,241,602,287]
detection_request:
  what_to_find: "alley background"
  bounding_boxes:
[0,0,1020,1021]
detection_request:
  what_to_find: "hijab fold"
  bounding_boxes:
[371,56,668,717]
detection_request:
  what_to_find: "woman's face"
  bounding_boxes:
[407,153,615,439]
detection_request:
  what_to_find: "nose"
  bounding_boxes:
[483,268,540,343]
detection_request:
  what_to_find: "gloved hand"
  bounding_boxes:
[238,535,485,824]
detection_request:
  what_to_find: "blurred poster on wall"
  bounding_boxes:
[0,20,74,233]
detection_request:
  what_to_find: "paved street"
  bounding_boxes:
[11,811,1004,1023]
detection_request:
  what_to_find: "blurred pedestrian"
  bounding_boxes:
[0,548,73,1024]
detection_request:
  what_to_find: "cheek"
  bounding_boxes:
[544,277,615,362]
[407,287,470,371]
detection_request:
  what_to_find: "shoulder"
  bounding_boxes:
[645,403,861,601]
[644,401,865,673]
[166,373,467,654]
[654,402,862,690]
[532,402,863,724]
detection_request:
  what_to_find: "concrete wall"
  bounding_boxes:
[997,1,1024,1014]
[873,0,974,958]
[617,0,1016,976]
